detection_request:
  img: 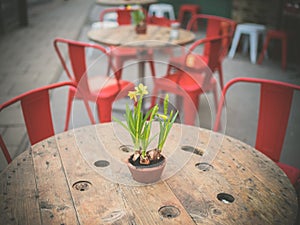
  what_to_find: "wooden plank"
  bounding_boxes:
[31,136,79,225]
[55,128,133,224]
[119,182,196,224]
[0,150,41,225]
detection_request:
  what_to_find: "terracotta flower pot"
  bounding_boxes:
[127,156,166,184]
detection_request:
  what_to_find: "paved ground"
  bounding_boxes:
[1,0,300,173]
[0,0,95,169]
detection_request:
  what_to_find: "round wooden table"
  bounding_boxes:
[96,0,157,6]
[0,123,298,224]
[88,24,195,82]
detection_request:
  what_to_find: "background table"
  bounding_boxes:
[88,24,195,82]
[0,123,298,224]
[88,24,195,48]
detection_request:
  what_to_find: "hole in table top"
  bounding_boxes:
[181,145,203,156]
[119,145,134,153]
[158,205,180,218]
[217,193,235,204]
[94,160,110,167]
[195,162,213,171]
[72,181,92,192]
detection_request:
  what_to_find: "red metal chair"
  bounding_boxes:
[0,81,87,163]
[178,4,201,31]
[99,7,156,79]
[54,38,134,128]
[151,36,226,125]
[213,77,300,186]
[167,14,236,89]
[258,29,288,70]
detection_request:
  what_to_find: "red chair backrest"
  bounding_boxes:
[54,38,116,93]
[187,14,236,58]
[213,77,300,162]
[0,81,77,163]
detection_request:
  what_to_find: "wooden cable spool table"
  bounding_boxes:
[88,24,195,82]
[0,123,298,224]
[87,24,195,47]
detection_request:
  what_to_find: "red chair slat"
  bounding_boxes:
[256,83,293,162]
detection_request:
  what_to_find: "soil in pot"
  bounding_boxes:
[129,154,165,167]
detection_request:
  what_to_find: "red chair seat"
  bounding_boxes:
[161,71,216,93]
[87,76,134,99]
[152,71,217,125]
[168,54,209,73]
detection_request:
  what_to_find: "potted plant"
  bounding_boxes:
[114,83,178,183]
[131,8,147,34]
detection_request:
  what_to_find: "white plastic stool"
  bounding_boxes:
[228,23,266,64]
[148,3,175,20]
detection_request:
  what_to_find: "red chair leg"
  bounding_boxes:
[183,93,198,125]
[166,64,173,75]
[217,63,224,89]
[115,57,124,79]
[151,86,159,108]
[83,99,95,125]
[65,87,95,131]
[149,61,156,77]
[212,86,219,112]
[97,98,114,123]
[258,36,270,65]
